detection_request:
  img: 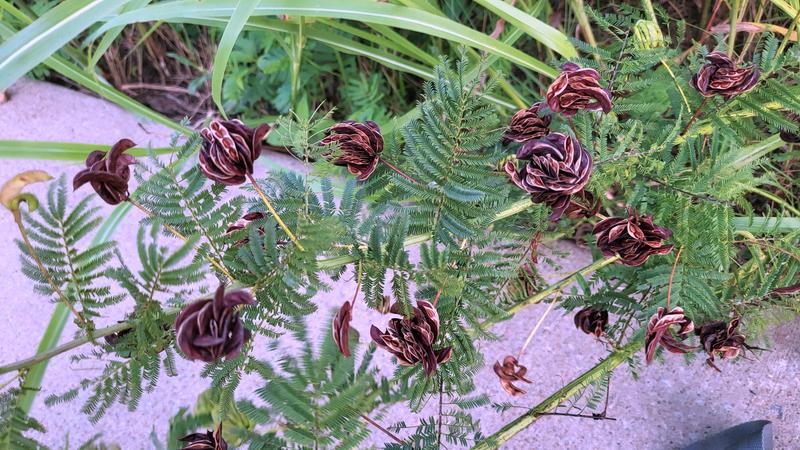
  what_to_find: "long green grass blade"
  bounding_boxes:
[87,0,152,69]
[0,0,124,90]
[190,17,519,110]
[211,0,260,116]
[94,0,558,78]
[474,0,577,58]
[0,21,188,135]
[732,216,800,233]
[0,140,174,161]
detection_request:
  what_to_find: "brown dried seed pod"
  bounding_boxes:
[691,51,760,100]
[504,102,551,143]
[199,119,270,186]
[593,209,673,266]
[504,133,592,221]
[332,301,354,357]
[573,307,609,337]
[546,62,612,117]
[73,138,136,205]
[644,306,694,364]
[493,355,532,396]
[174,284,254,363]
[370,300,452,376]
[320,120,383,181]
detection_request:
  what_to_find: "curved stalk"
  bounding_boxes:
[247,173,305,251]
[12,208,86,327]
[127,198,235,281]
[504,255,620,316]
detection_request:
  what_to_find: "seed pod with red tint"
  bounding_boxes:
[504,133,592,220]
[199,119,270,186]
[73,138,136,205]
[574,307,609,337]
[779,112,800,143]
[593,209,673,266]
[493,355,532,396]
[175,284,254,363]
[321,120,383,181]
[179,423,227,450]
[370,300,452,375]
[695,317,759,371]
[546,63,612,117]
[691,51,760,100]
[332,301,354,357]
[504,102,551,143]
[644,306,694,364]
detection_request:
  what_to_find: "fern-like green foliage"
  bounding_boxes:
[17,176,122,325]
[393,54,511,245]
[44,223,205,422]
[240,314,402,449]
[0,389,46,450]
[134,136,242,281]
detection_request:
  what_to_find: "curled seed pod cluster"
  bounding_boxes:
[696,317,758,371]
[179,423,227,450]
[370,300,452,376]
[546,62,612,117]
[493,355,532,396]
[199,119,270,185]
[321,120,384,181]
[174,284,254,363]
[73,138,137,205]
[645,306,695,364]
[504,133,593,221]
[573,307,609,337]
[593,209,674,266]
[504,102,551,143]
[691,51,760,100]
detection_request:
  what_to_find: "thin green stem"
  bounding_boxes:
[503,255,620,317]
[776,9,800,61]
[127,198,235,281]
[247,173,305,252]
[0,320,146,375]
[471,334,645,450]
[290,17,305,111]
[727,0,740,56]
[680,97,709,137]
[12,209,86,327]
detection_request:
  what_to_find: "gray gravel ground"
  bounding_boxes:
[0,79,798,449]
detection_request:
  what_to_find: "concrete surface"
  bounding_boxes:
[0,79,798,449]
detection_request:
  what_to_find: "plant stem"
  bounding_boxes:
[290,16,305,111]
[361,414,406,445]
[569,0,598,60]
[680,97,709,136]
[12,208,86,327]
[727,0,740,56]
[666,246,683,309]
[127,198,235,280]
[502,255,620,317]
[246,173,305,252]
[776,9,800,61]
[516,295,558,360]
[0,319,141,375]
[379,157,419,184]
[471,333,645,449]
